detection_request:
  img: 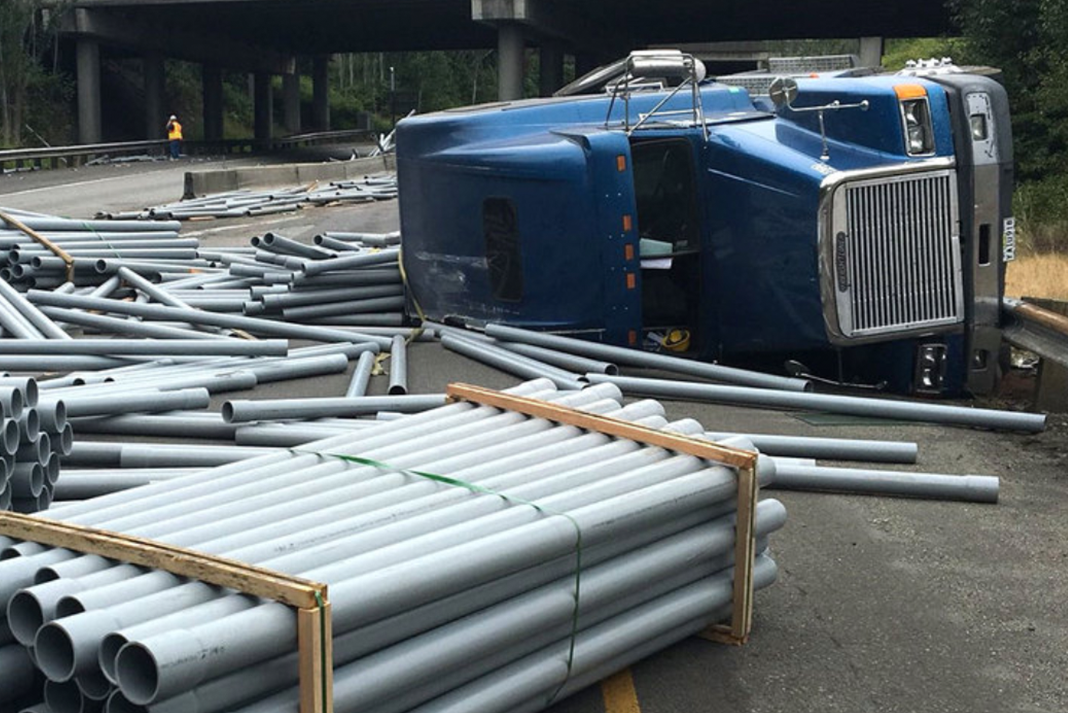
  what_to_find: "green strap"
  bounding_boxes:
[80,221,122,257]
[300,450,583,704]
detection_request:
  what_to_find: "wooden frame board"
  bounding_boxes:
[0,512,333,713]
[446,382,760,644]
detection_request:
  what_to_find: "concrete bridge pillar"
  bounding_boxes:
[497,24,525,101]
[538,42,564,96]
[312,56,330,130]
[76,39,102,144]
[254,71,273,142]
[143,54,165,140]
[283,71,301,134]
[202,65,224,142]
[859,36,884,69]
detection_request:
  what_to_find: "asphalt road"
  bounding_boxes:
[5,161,1067,713]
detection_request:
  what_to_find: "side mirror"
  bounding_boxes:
[768,76,799,108]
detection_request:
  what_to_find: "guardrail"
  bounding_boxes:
[1001,297,1068,411]
[0,129,375,172]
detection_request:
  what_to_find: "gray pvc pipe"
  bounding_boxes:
[289,268,401,288]
[280,295,406,320]
[302,313,407,327]
[770,462,999,503]
[588,373,1047,433]
[39,388,210,418]
[0,217,181,233]
[0,278,71,340]
[0,355,133,371]
[53,471,201,500]
[486,322,810,392]
[259,283,403,311]
[63,443,275,469]
[441,334,584,391]
[0,296,46,339]
[222,394,447,422]
[299,247,400,276]
[314,236,364,252]
[705,431,918,463]
[495,339,619,376]
[387,335,407,395]
[345,351,376,398]
[0,644,39,704]
[0,339,287,356]
[27,291,392,348]
[72,414,238,441]
[0,386,24,421]
[233,422,378,447]
[37,307,230,341]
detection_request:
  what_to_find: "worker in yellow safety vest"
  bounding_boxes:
[166,115,183,159]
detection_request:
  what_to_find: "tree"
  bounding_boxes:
[952,0,1068,180]
[0,0,70,147]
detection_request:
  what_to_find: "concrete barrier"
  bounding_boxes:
[183,154,396,198]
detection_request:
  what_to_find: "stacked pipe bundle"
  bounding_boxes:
[0,207,192,290]
[0,379,786,713]
[0,376,70,514]
[105,175,398,222]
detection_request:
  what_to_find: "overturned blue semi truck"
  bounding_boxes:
[396,51,1013,395]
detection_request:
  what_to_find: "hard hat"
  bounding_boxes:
[169,115,177,120]
[662,328,691,352]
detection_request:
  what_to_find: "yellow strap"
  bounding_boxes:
[0,209,76,282]
[396,246,427,344]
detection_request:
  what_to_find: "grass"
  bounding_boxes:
[1005,253,1068,301]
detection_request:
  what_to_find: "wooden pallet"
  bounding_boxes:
[0,512,333,713]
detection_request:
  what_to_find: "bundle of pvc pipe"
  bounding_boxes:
[0,376,69,513]
[116,175,398,222]
[0,380,786,713]
[0,206,191,289]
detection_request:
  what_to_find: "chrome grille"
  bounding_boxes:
[833,170,963,337]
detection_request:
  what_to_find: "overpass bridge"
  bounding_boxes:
[61,0,953,143]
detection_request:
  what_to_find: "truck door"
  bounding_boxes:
[630,138,702,349]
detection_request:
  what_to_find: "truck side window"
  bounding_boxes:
[483,197,523,302]
[631,140,699,251]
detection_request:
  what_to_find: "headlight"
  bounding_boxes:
[901,98,934,155]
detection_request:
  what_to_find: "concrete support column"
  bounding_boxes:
[859,36,884,69]
[253,71,273,143]
[76,39,102,144]
[538,42,564,97]
[143,54,165,140]
[283,71,301,135]
[497,23,525,101]
[312,56,330,131]
[202,65,224,142]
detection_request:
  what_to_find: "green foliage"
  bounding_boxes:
[881,37,970,71]
[951,0,1068,247]
[0,0,70,147]
[1014,174,1068,253]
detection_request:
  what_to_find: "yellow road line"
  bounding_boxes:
[601,668,642,713]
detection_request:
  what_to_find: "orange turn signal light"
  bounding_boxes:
[893,84,927,100]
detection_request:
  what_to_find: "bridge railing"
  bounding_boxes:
[0,129,375,172]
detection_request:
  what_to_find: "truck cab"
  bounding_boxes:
[396,51,1013,395]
